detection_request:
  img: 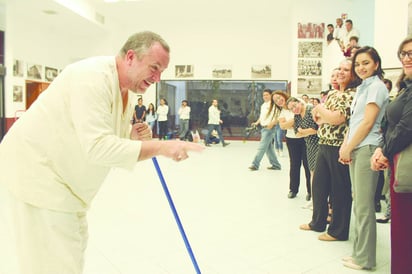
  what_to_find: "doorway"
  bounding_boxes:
[25,80,49,109]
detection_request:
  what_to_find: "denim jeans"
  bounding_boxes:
[251,128,281,169]
[274,124,284,151]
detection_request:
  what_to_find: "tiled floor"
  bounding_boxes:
[0,141,390,273]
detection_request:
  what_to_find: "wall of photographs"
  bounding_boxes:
[12,59,60,103]
[297,22,325,95]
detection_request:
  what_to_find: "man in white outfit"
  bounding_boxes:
[0,31,203,274]
[204,99,230,147]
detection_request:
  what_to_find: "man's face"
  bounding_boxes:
[127,42,170,93]
[336,19,342,27]
[345,21,352,31]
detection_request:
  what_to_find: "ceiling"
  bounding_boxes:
[1,0,292,38]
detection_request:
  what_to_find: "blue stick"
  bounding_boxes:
[151,157,201,274]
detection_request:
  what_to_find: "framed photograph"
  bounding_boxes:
[298,59,322,76]
[298,42,323,58]
[297,22,325,39]
[13,85,23,102]
[251,65,271,78]
[27,63,42,80]
[297,77,322,95]
[175,65,194,78]
[13,59,24,77]
[212,65,232,78]
[45,66,58,82]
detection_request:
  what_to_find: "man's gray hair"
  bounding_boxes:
[119,31,170,59]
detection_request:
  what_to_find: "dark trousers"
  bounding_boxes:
[310,145,352,240]
[158,120,168,139]
[286,137,310,194]
[375,170,385,203]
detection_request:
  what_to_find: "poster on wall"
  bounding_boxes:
[175,65,194,78]
[27,63,42,80]
[297,22,325,39]
[251,65,271,78]
[212,65,232,78]
[13,85,23,102]
[13,59,24,77]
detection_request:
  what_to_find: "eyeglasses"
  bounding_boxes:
[398,51,412,59]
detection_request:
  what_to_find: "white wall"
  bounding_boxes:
[1,0,408,117]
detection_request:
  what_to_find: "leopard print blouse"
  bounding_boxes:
[318,89,354,146]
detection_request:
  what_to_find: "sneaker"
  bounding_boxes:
[248,165,258,171]
[288,191,297,199]
[222,142,230,147]
[205,143,211,147]
[267,166,281,170]
[306,193,311,201]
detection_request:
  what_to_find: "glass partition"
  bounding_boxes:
[156,80,288,138]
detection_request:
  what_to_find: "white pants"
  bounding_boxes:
[8,192,88,274]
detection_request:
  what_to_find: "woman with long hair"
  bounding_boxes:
[340,46,389,270]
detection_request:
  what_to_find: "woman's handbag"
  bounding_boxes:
[393,143,412,193]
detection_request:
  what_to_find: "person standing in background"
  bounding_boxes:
[275,91,311,200]
[204,99,230,147]
[287,97,319,200]
[178,100,191,140]
[248,89,281,171]
[157,98,169,140]
[145,103,157,134]
[326,24,334,45]
[133,97,146,124]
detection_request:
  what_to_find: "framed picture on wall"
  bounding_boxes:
[297,22,325,39]
[13,59,24,77]
[298,42,323,58]
[27,63,42,80]
[251,65,271,78]
[175,65,194,78]
[298,59,322,76]
[212,65,232,78]
[13,85,23,102]
[45,66,58,82]
[297,77,322,95]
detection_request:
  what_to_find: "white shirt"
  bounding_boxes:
[259,101,275,126]
[208,105,221,125]
[0,56,140,212]
[279,108,298,138]
[178,106,191,120]
[157,105,169,121]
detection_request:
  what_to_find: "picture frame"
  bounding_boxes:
[45,66,58,82]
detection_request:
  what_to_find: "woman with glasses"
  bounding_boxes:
[371,37,412,274]
[339,46,389,271]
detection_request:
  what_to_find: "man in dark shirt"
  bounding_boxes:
[133,97,146,124]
